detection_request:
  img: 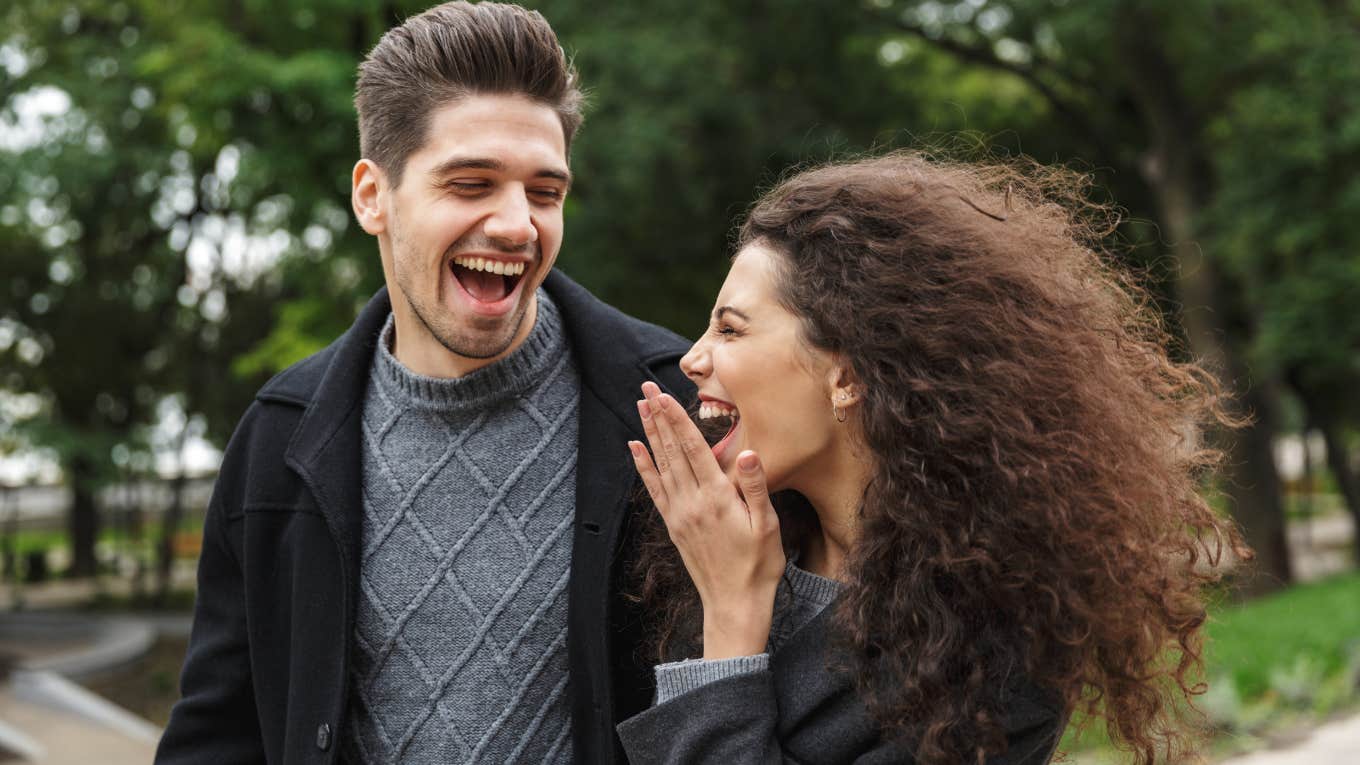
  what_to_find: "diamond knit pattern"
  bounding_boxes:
[343,293,578,764]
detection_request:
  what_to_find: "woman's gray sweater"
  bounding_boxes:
[616,561,1065,764]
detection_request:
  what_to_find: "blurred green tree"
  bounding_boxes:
[6,0,1356,585]
[856,0,1360,591]
[0,0,329,575]
[1203,2,1360,561]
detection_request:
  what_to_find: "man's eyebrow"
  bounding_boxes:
[428,156,572,187]
[713,305,750,322]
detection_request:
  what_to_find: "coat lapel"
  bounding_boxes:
[545,270,693,760]
[283,288,391,605]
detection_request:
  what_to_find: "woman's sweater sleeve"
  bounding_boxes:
[652,654,770,704]
[616,669,786,764]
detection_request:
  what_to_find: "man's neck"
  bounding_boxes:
[390,298,539,379]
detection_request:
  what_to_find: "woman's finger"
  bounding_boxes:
[637,398,671,482]
[642,382,698,489]
[735,450,779,535]
[628,440,669,518]
[656,390,727,486]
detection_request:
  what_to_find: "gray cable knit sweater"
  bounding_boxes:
[343,291,579,763]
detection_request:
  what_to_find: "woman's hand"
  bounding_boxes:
[629,381,786,659]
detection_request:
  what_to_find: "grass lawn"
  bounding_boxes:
[5,519,205,580]
[1061,571,1360,761]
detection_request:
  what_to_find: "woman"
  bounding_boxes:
[617,153,1248,764]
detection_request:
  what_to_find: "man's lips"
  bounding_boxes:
[445,255,533,316]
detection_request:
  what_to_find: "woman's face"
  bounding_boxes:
[680,243,841,492]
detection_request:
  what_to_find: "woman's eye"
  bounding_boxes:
[715,325,739,337]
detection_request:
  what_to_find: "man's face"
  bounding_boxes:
[359,93,570,376]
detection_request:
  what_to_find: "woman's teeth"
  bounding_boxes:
[451,256,526,276]
[698,403,739,420]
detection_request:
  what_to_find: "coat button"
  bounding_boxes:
[316,722,332,751]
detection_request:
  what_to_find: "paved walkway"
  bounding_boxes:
[0,670,159,763]
[0,611,185,763]
[1217,712,1360,764]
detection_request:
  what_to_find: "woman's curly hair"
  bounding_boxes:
[630,151,1250,764]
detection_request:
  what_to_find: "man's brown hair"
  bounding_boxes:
[355,1,584,187]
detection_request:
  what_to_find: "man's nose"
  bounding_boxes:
[483,187,537,247]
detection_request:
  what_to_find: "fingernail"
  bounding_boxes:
[636,400,650,420]
[738,451,758,472]
[627,441,643,457]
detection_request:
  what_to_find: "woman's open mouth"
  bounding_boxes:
[449,255,530,309]
[697,401,741,461]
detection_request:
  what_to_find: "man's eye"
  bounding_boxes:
[447,181,490,193]
[531,188,564,202]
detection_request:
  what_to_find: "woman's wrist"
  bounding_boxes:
[700,599,775,659]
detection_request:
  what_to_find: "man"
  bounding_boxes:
[156,3,691,762]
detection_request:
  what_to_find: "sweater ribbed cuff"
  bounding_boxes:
[653,654,770,705]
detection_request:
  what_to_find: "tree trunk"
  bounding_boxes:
[1116,7,1291,595]
[67,454,100,578]
[1226,384,1292,592]
[1318,421,1360,566]
[155,416,194,606]
[156,470,187,606]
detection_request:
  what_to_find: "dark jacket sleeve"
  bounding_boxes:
[617,670,788,764]
[616,668,1064,765]
[155,488,265,763]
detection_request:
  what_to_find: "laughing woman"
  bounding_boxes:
[618,153,1248,764]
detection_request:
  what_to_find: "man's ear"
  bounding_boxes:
[352,158,387,235]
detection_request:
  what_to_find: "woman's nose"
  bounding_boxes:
[680,340,708,380]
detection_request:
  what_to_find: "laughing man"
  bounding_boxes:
[156,3,691,762]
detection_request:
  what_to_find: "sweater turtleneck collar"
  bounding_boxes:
[371,289,568,411]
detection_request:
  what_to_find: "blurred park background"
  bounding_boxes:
[1,0,1358,762]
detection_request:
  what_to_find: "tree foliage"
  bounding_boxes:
[3,0,1358,579]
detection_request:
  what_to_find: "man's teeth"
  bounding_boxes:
[698,404,739,420]
[451,256,526,276]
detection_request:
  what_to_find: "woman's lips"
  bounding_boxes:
[711,418,740,462]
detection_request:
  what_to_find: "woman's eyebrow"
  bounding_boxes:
[713,305,750,322]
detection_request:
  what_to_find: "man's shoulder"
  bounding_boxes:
[254,343,339,409]
[252,287,390,410]
[545,269,690,359]
[545,269,693,402]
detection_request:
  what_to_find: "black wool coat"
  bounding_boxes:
[617,598,1067,764]
[156,270,694,764]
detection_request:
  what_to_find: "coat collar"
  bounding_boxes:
[277,272,692,762]
[279,272,690,475]
[275,270,694,566]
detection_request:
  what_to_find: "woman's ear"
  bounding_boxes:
[826,358,862,409]
[352,159,387,235]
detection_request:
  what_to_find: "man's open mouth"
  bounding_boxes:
[450,255,529,304]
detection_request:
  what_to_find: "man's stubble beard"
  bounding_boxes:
[390,223,534,362]
[407,285,530,361]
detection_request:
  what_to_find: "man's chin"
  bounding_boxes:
[433,309,530,361]
[432,328,518,361]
